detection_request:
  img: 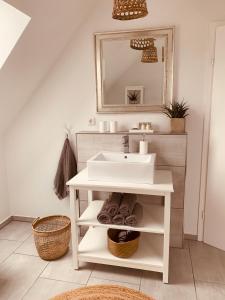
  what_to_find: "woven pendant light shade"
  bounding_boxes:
[141,40,158,63]
[130,38,153,50]
[112,0,148,21]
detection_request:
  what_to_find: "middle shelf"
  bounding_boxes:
[77,200,165,234]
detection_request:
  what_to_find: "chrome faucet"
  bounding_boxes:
[122,135,129,153]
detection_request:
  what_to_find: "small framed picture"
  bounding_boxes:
[125,86,144,105]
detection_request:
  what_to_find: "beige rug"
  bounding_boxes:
[50,284,154,300]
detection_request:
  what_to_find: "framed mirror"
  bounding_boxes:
[95,27,174,113]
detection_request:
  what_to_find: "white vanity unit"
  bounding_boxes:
[75,132,187,248]
[67,166,173,283]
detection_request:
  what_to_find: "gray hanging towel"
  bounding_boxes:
[54,137,77,200]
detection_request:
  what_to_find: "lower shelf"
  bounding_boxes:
[78,227,164,273]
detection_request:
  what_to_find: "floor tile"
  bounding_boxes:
[140,248,196,300]
[2,221,225,300]
[0,254,48,300]
[15,235,38,256]
[23,277,84,300]
[0,240,22,264]
[190,240,225,283]
[87,277,140,290]
[196,281,225,300]
[0,221,31,242]
[41,251,94,284]
[91,264,142,285]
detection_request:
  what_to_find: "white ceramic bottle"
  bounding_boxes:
[139,135,148,154]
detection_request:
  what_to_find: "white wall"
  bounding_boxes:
[0,138,9,222]
[106,61,164,105]
[0,0,30,222]
[0,0,96,135]
[4,0,225,235]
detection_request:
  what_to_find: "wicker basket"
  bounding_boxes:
[107,229,140,258]
[32,215,71,261]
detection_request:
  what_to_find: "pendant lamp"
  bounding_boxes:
[141,39,158,63]
[112,0,148,21]
[130,38,153,50]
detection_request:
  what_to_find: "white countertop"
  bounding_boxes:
[67,168,173,196]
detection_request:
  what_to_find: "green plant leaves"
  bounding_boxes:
[163,100,189,118]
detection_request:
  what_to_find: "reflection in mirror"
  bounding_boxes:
[103,37,165,106]
[95,28,174,113]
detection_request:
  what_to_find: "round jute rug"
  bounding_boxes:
[50,284,154,300]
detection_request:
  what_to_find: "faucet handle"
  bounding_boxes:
[122,135,129,144]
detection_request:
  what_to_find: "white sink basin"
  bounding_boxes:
[87,151,156,184]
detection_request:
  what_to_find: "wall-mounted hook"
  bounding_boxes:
[65,123,71,138]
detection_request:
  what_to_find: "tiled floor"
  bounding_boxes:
[0,222,225,299]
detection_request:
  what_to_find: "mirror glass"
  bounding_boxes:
[95,28,174,113]
[103,37,165,106]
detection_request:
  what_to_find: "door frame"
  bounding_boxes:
[198,21,225,241]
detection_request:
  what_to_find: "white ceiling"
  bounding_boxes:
[0,0,96,135]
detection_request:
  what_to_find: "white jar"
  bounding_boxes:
[141,123,146,130]
[146,123,152,130]
[99,121,107,133]
[109,121,118,133]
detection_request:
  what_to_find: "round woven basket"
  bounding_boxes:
[108,229,140,258]
[32,215,71,261]
[50,285,154,300]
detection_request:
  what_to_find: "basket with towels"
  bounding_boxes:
[97,193,143,227]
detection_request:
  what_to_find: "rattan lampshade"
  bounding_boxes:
[112,0,148,21]
[130,38,153,50]
[141,39,158,63]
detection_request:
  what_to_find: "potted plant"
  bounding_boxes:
[163,101,189,133]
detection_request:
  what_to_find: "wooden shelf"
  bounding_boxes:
[78,200,164,234]
[78,227,164,272]
[77,131,187,136]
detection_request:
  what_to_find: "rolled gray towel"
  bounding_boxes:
[97,212,112,224]
[107,193,122,217]
[125,203,143,227]
[112,214,125,225]
[119,194,137,217]
[118,230,133,243]
[97,201,112,224]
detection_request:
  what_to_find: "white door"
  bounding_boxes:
[204,25,225,251]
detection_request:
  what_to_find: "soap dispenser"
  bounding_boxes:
[139,134,148,155]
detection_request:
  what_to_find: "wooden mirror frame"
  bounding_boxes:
[95,27,175,113]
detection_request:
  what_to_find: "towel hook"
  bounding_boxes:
[65,123,71,139]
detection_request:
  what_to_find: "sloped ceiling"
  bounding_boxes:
[0,0,96,135]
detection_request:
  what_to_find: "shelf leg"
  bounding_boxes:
[163,192,171,284]
[88,190,94,205]
[88,190,94,230]
[70,186,79,270]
